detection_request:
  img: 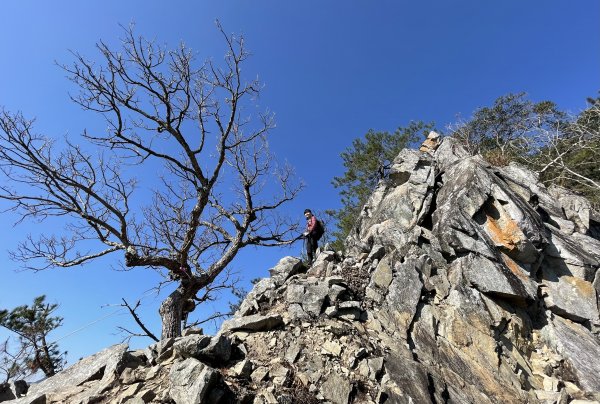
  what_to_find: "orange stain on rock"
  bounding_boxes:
[485,209,522,251]
[501,254,528,281]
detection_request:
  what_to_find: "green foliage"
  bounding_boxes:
[227,284,250,315]
[328,122,434,250]
[0,295,66,379]
[581,95,600,129]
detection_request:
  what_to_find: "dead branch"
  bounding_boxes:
[119,299,159,342]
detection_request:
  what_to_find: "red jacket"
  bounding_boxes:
[306,216,317,233]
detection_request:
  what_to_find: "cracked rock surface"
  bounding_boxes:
[5,138,600,403]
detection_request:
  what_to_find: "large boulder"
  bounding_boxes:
[11,343,128,404]
[302,282,330,316]
[549,185,593,234]
[541,315,600,392]
[384,257,423,336]
[269,256,304,287]
[452,253,537,301]
[173,334,212,359]
[221,314,284,333]
[320,372,352,404]
[168,358,219,404]
[433,137,471,172]
[196,335,232,364]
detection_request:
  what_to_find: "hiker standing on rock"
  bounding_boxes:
[303,209,323,265]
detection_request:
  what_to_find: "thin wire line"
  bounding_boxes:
[50,285,162,344]
[50,308,125,344]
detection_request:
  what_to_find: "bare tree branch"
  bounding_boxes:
[119,299,159,342]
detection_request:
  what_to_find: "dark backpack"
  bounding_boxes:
[313,219,325,240]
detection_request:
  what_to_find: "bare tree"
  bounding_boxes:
[449,93,564,165]
[520,103,600,197]
[0,23,301,339]
[0,338,27,383]
[449,93,599,205]
[117,299,160,343]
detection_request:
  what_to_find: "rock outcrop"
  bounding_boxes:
[5,137,600,403]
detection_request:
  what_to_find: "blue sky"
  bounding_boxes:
[1,1,598,366]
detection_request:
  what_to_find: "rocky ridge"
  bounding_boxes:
[3,134,600,403]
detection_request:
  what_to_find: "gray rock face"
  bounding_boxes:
[454,253,537,301]
[380,352,436,404]
[369,255,393,290]
[10,343,128,404]
[14,138,600,404]
[173,334,212,359]
[232,359,253,378]
[288,303,309,321]
[385,257,423,335]
[434,136,471,172]
[173,334,231,365]
[286,283,305,304]
[544,227,599,281]
[362,150,435,238]
[221,313,283,332]
[433,157,545,263]
[236,278,277,316]
[550,185,593,234]
[196,335,231,364]
[339,138,600,403]
[302,283,330,316]
[542,315,600,392]
[308,250,336,277]
[269,256,304,287]
[168,358,218,404]
[320,372,352,404]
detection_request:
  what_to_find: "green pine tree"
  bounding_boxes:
[328,121,434,250]
[0,296,67,378]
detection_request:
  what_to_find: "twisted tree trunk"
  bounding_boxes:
[159,290,185,339]
[159,275,206,339]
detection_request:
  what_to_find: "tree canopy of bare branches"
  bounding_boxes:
[449,93,565,164]
[0,23,302,339]
[522,101,600,202]
[450,93,599,207]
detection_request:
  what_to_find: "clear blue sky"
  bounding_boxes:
[1,1,598,365]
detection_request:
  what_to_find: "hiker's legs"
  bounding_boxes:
[305,236,313,264]
[306,235,318,264]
